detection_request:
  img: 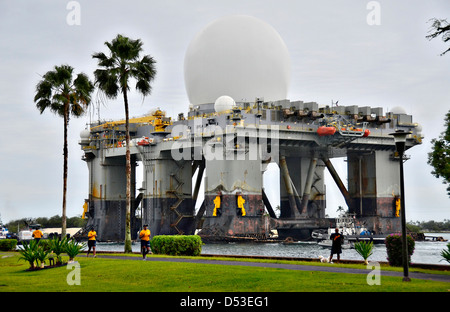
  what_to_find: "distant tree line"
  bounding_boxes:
[407,220,450,232]
[4,215,87,234]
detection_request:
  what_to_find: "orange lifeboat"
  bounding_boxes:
[137,137,150,146]
[317,126,336,136]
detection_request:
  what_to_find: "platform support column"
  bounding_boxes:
[300,157,317,215]
[323,157,353,210]
[280,156,301,218]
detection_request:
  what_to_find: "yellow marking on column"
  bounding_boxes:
[237,195,246,216]
[213,195,221,216]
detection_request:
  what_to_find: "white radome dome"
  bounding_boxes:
[80,128,90,139]
[79,128,90,145]
[214,95,235,113]
[415,123,422,133]
[391,106,407,115]
[184,15,291,105]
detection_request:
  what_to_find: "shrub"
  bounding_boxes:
[38,239,53,252]
[18,240,40,269]
[151,235,202,256]
[65,239,86,261]
[385,233,415,267]
[18,237,86,269]
[0,239,17,251]
[354,241,374,264]
[441,243,450,264]
[50,236,68,265]
[35,246,50,268]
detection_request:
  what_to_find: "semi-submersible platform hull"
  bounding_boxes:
[79,99,422,241]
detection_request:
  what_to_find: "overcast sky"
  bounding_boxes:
[0,0,449,224]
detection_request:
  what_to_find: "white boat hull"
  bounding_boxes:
[317,239,352,249]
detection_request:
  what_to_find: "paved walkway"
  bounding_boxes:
[96,254,450,283]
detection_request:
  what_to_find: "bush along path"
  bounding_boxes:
[17,237,86,270]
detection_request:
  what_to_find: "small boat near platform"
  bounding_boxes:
[311,211,386,248]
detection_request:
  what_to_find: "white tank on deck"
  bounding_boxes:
[214,95,235,113]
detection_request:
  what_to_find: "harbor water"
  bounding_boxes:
[92,233,450,265]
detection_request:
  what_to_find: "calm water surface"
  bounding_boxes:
[94,233,450,265]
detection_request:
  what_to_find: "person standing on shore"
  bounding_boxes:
[329,228,344,263]
[87,227,97,257]
[139,224,151,260]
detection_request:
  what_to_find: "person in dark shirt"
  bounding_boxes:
[329,228,344,263]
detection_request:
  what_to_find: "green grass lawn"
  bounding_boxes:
[0,252,449,292]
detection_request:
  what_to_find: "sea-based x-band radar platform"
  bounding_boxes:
[78,15,422,242]
[79,99,422,241]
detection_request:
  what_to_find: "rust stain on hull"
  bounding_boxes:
[199,194,267,240]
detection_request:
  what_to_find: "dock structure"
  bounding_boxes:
[79,100,422,241]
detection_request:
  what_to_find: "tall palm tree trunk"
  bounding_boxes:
[34,66,93,239]
[123,87,132,253]
[62,102,69,238]
[92,35,156,248]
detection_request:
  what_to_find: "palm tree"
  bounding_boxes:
[354,241,374,265]
[92,34,157,253]
[34,65,94,237]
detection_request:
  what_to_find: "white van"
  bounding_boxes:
[18,230,33,241]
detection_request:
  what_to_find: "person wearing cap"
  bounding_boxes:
[87,227,97,257]
[139,224,151,260]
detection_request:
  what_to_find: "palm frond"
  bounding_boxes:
[35,98,51,114]
[34,79,52,101]
[65,239,87,260]
[129,55,156,97]
[354,241,374,261]
[18,240,40,268]
[35,246,50,264]
[441,243,450,263]
[72,72,94,117]
[135,79,151,96]
[93,34,157,100]
[34,65,93,117]
[111,34,143,60]
[92,52,116,68]
[94,68,120,98]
